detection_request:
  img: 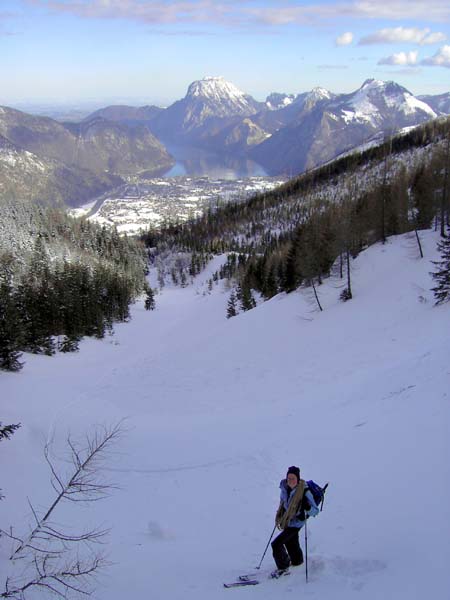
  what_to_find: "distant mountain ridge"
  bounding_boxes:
[130,76,445,175]
[0,137,122,207]
[251,79,439,174]
[83,105,164,126]
[418,92,450,116]
[149,76,264,140]
[0,105,174,206]
[2,77,449,208]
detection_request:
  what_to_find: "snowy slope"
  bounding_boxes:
[1,230,450,600]
[186,76,257,114]
[338,79,437,127]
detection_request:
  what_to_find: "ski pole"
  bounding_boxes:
[305,516,309,583]
[256,524,277,569]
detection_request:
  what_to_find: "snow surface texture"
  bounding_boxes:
[186,76,254,114]
[341,79,437,126]
[1,230,450,599]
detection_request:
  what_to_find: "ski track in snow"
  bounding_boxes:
[1,230,450,599]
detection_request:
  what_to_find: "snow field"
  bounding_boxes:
[1,230,449,599]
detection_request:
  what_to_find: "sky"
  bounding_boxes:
[1,0,450,108]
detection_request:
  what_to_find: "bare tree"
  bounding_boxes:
[441,133,450,236]
[0,423,21,500]
[1,423,123,599]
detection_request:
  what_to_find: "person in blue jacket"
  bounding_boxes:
[271,466,319,575]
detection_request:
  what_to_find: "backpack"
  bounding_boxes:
[304,480,329,511]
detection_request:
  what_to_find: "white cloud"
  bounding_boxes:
[336,32,353,46]
[422,32,448,45]
[345,0,450,21]
[360,27,447,46]
[378,50,419,66]
[421,45,450,67]
[25,1,450,27]
[27,0,234,25]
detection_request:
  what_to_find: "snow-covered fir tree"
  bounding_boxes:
[432,228,450,304]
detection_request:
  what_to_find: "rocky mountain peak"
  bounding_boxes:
[187,76,243,100]
[265,93,296,111]
[308,86,332,100]
[342,79,437,125]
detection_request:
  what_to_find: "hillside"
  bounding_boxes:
[0,198,149,365]
[0,135,123,207]
[145,116,450,305]
[1,229,449,599]
[0,106,174,206]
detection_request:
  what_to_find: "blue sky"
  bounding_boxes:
[1,0,449,107]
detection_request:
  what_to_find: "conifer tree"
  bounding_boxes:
[239,283,256,312]
[431,229,450,304]
[264,263,279,299]
[144,284,156,310]
[227,291,238,319]
[0,274,23,372]
[58,335,80,353]
[0,422,20,500]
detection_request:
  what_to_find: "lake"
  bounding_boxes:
[161,142,268,179]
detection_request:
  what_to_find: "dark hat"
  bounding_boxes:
[286,466,300,481]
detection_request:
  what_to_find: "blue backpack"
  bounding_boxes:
[305,480,329,511]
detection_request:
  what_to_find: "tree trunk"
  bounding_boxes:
[312,280,323,312]
[442,135,449,237]
[346,249,352,300]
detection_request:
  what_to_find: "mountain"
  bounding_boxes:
[63,117,173,175]
[265,92,296,110]
[0,106,173,176]
[83,78,440,177]
[193,87,333,157]
[192,116,270,155]
[253,87,334,133]
[0,131,122,207]
[251,79,438,175]
[149,76,263,141]
[0,106,174,205]
[418,93,450,115]
[83,105,164,126]
[330,79,436,128]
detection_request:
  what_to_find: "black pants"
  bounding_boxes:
[271,527,303,570]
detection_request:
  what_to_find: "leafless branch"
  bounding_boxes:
[1,422,123,600]
[10,423,122,560]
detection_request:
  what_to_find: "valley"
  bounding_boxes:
[72,173,287,234]
[1,77,449,210]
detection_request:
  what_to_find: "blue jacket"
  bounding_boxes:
[279,479,319,529]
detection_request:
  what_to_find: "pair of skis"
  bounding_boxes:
[224,570,290,588]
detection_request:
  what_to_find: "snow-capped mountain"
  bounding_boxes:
[74,78,442,177]
[186,76,259,114]
[251,80,438,175]
[195,86,335,156]
[265,92,296,111]
[150,76,263,139]
[334,79,436,128]
[273,86,335,127]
